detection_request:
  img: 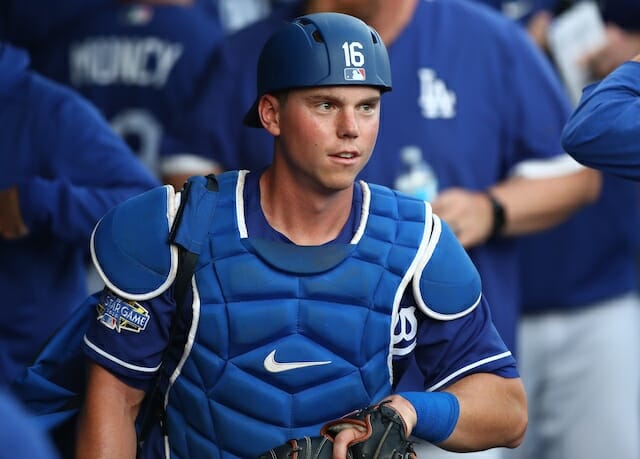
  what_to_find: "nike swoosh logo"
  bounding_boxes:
[263,350,331,373]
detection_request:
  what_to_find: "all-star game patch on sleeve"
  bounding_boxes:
[83,288,176,389]
[97,293,151,333]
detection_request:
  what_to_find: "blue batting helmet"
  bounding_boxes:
[243,12,392,127]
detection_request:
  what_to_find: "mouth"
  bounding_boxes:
[331,151,360,160]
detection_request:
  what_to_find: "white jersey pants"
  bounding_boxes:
[411,441,504,459]
[503,292,640,459]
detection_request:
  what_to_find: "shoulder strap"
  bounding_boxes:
[169,174,219,308]
[137,174,219,447]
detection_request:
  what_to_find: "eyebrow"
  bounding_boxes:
[305,93,381,105]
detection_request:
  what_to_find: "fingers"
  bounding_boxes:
[332,428,359,459]
[0,223,29,239]
[580,24,639,79]
[526,10,552,51]
[432,189,493,248]
[431,188,465,224]
[0,186,29,239]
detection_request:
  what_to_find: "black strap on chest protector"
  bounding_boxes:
[137,174,219,451]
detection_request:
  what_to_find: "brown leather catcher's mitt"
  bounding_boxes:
[257,401,416,459]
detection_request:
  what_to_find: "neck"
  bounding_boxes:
[258,169,354,246]
[305,0,418,45]
[370,0,418,45]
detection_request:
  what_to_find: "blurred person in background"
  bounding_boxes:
[469,2,640,458]
[0,0,227,296]
[581,0,640,79]
[562,53,640,178]
[0,0,298,189]
[0,41,158,387]
[21,0,225,186]
[474,0,640,77]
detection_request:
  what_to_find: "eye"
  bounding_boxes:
[359,101,378,114]
[318,101,334,111]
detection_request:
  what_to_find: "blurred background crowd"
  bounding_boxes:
[1,0,639,458]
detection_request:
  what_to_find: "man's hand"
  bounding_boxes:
[324,395,417,459]
[526,10,553,51]
[581,24,640,79]
[0,186,29,239]
[256,395,417,459]
[432,188,494,248]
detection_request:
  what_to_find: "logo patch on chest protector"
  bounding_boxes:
[97,293,150,333]
[392,305,418,356]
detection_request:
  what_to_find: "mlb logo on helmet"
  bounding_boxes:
[345,68,366,81]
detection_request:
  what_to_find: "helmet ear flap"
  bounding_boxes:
[243,12,392,128]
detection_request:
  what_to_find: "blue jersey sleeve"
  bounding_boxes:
[395,294,517,393]
[13,78,158,243]
[424,295,517,390]
[562,61,640,181]
[0,61,159,245]
[83,288,176,389]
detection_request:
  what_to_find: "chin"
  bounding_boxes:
[323,176,358,193]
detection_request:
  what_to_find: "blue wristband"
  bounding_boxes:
[397,391,460,443]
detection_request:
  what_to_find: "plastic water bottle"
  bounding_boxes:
[394,146,438,202]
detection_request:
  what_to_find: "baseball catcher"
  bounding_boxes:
[71,9,527,459]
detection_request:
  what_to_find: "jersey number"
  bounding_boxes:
[342,41,365,67]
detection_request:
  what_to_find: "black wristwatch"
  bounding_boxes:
[486,192,506,239]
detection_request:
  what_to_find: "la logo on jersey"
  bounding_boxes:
[342,41,366,82]
[417,68,456,119]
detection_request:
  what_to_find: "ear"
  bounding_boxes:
[258,94,281,136]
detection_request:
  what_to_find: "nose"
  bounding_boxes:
[337,108,359,139]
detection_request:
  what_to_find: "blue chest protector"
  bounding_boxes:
[167,172,477,458]
[92,171,481,459]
